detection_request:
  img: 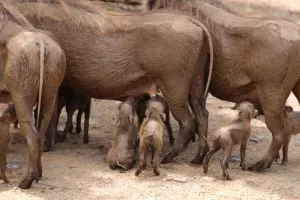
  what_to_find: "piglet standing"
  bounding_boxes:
[135,100,165,176]
[0,103,16,183]
[107,97,138,172]
[203,101,258,180]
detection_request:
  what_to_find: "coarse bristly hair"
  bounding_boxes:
[0,1,35,30]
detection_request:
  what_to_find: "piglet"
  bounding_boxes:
[107,97,138,172]
[135,100,166,176]
[203,101,258,180]
[0,103,16,183]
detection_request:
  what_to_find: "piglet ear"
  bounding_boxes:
[160,113,166,122]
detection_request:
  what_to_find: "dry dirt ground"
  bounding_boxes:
[1,0,300,199]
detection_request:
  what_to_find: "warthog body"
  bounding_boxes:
[15,0,214,167]
[0,2,66,189]
[151,0,300,170]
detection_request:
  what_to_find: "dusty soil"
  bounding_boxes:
[1,0,300,199]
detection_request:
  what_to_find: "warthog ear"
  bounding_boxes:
[160,113,166,122]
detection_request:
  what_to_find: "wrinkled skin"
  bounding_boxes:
[135,99,166,176]
[107,97,138,171]
[136,94,174,145]
[203,102,257,180]
[15,0,213,166]
[152,0,300,171]
[0,2,66,189]
[0,103,16,184]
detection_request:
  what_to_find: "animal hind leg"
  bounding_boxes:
[9,95,40,189]
[76,108,83,134]
[281,134,292,165]
[135,144,146,176]
[83,101,91,143]
[153,151,160,176]
[37,85,60,178]
[221,147,232,180]
[160,80,195,164]
[203,142,221,174]
[165,110,174,145]
[189,79,209,164]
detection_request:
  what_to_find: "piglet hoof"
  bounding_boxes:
[57,131,67,142]
[154,170,160,176]
[274,153,280,163]
[76,127,81,134]
[223,171,232,181]
[43,141,52,152]
[135,169,142,176]
[240,163,247,171]
[281,159,288,165]
[203,165,208,174]
[83,136,89,144]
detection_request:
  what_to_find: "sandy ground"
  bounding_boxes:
[1,0,300,199]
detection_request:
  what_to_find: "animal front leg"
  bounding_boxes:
[248,89,289,171]
[281,134,292,165]
[135,144,146,176]
[240,140,247,170]
[76,108,83,134]
[83,103,91,144]
[221,147,232,180]
[203,142,221,174]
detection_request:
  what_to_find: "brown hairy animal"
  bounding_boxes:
[274,106,300,165]
[136,94,174,145]
[203,102,258,180]
[149,0,300,171]
[135,100,166,176]
[107,97,138,171]
[14,0,214,166]
[0,2,66,189]
[0,103,16,183]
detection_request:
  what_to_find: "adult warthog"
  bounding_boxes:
[14,0,213,180]
[153,0,300,171]
[0,1,66,189]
